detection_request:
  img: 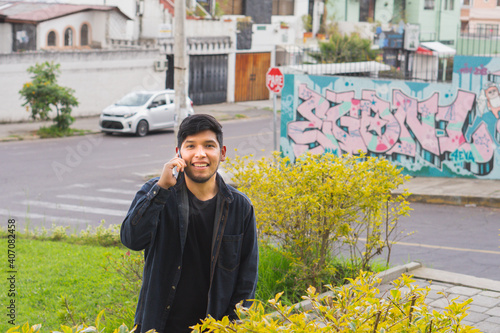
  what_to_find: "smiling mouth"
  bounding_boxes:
[192,163,209,167]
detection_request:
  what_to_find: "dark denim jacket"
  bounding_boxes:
[120,173,259,332]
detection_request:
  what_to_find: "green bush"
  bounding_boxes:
[19,61,78,131]
[309,32,380,63]
[225,152,411,294]
[193,272,480,332]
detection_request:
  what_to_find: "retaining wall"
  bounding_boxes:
[0,49,164,122]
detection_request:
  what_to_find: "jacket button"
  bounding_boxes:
[178,266,181,270]
[167,305,170,310]
[172,286,176,290]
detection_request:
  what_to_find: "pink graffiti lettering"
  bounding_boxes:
[460,63,473,74]
[360,91,401,153]
[474,64,488,76]
[288,85,495,175]
[324,90,367,154]
[460,63,488,76]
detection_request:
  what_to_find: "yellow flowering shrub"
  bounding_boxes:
[193,272,480,333]
[224,152,412,293]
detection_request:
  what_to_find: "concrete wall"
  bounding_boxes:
[0,49,165,122]
[280,55,500,179]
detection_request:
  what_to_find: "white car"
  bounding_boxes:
[99,90,195,136]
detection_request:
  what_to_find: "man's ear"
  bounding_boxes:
[220,146,227,162]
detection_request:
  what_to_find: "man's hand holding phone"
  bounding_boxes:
[158,153,187,189]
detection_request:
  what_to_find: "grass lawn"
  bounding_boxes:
[0,239,134,332]
[0,234,389,332]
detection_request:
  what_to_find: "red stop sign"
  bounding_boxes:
[266,67,284,93]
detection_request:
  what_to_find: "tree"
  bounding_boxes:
[19,61,78,131]
[310,32,380,63]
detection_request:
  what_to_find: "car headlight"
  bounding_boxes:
[124,112,137,119]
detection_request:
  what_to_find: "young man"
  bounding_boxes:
[121,114,259,333]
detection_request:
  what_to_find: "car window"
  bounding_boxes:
[166,94,174,104]
[115,92,154,106]
[150,94,167,107]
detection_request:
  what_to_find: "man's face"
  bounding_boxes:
[177,129,226,184]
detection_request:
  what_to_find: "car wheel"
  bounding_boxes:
[136,120,149,137]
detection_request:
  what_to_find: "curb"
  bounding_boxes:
[0,130,102,142]
[410,267,500,293]
[405,193,500,209]
[286,262,424,313]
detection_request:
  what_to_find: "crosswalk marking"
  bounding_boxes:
[0,209,90,225]
[56,194,131,206]
[98,188,138,196]
[22,200,125,217]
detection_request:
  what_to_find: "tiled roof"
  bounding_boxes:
[160,0,174,16]
[0,1,131,24]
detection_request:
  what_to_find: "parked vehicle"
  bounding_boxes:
[99,90,194,136]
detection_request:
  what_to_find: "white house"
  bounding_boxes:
[0,1,131,52]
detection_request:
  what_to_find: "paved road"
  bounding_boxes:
[0,117,277,230]
[387,202,500,280]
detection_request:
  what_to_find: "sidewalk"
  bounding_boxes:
[2,99,500,331]
[0,99,275,142]
[298,262,500,332]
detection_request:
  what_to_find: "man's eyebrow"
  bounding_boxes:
[183,139,218,144]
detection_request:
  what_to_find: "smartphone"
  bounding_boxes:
[172,152,182,179]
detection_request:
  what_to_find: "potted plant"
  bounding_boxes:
[302,14,313,41]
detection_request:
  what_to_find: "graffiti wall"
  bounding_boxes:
[280,56,500,179]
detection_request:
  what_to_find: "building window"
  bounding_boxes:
[424,0,435,9]
[463,0,471,5]
[273,0,294,15]
[444,0,454,10]
[498,0,500,6]
[47,31,56,46]
[477,24,499,36]
[81,24,89,46]
[219,0,244,14]
[64,28,73,46]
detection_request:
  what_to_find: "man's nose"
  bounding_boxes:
[194,146,207,157]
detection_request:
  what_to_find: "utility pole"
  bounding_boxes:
[174,0,188,135]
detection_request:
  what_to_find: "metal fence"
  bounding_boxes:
[276,44,453,83]
[456,26,500,56]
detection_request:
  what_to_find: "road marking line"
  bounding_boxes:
[22,200,125,217]
[98,188,138,195]
[0,209,90,225]
[56,194,131,206]
[392,240,500,255]
[98,159,165,170]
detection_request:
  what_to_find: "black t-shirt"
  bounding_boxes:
[164,189,217,333]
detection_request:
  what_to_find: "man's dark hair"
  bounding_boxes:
[177,114,223,148]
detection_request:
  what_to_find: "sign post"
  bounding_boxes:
[266,67,284,151]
